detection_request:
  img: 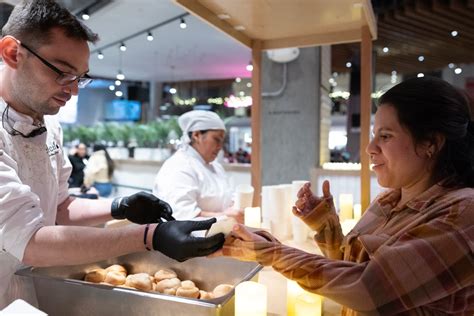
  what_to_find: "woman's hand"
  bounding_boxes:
[208,224,268,260]
[293,180,336,231]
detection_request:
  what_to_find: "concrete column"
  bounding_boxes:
[261,46,327,185]
[149,81,163,121]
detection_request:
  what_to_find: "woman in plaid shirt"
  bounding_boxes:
[214,77,474,315]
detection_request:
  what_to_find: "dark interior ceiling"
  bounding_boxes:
[332,0,474,75]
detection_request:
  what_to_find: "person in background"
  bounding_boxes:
[68,142,88,188]
[83,144,114,197]
[153,110,243,222]
[0,0,224,308]
[213,77,474,315]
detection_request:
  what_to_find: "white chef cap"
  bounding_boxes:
[178,110,226,145]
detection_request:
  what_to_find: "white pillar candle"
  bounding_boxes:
[244,207,261,228]
[294,292,322,316]
[353,203,362,220]
[235,184,254,210]
[287,280,305,316]
[235,281,267,316]
[338,193,353,221]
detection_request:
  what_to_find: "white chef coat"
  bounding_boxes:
[153,146,233,220]
[0,99,72,308]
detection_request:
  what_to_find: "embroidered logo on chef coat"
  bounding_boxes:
[46,140,60,156]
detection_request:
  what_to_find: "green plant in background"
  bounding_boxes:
[165,117,182,139]
[132,124,157,147]
[74,125,97,145]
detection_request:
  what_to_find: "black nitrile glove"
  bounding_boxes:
[153,218,225,262]
[111,191,174,224]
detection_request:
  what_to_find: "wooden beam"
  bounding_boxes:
[360,25,372,212]
[251,40,262,207]
[174,0,252,48]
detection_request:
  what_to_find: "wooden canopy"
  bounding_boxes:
[175,0,377,210]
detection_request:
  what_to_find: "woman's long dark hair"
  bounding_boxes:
[92,144,114,178]
[379,77,473,188]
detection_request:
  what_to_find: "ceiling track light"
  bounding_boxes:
[180,18,187,29]
[81,9,90,20]
[147,31,154,41]
[97,51,104,60]
[119,43,127,52]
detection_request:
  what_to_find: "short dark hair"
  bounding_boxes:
[2,0,98,48]
[379,77,474,188]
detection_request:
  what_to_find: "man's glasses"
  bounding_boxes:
[21,43,92,88]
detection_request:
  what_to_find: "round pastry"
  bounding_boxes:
[84,268,107,283]
[163,287,177,295]
[199,290,214,300]
[125,273,153,291]
[105,264,127,277]
[154,269,177,282]
[180,280,196,289]
[212,284,233,297]
[176,286,199,299]
[155,277,181,293]
[104,271,126,286]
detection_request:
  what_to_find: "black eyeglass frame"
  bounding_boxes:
[21,43,92,88]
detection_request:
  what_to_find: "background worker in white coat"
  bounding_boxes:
[153,110,243,222]
[0,0,224,308]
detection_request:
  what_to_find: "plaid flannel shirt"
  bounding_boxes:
[223,184,474,315]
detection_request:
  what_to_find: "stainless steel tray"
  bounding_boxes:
[17,251,262,316]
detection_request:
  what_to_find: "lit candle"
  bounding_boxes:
[244,207,261,228]
[353,203,362,220]
[339,193,353,221]
[287,280,305,316]
[294,292,322,316]
[235,281,267,316]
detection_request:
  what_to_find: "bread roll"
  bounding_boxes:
[125,273,153,291]
[155,277,181,293]
[176,286,199,298]
[84,269,107,283]
[213,284,233,297]
[104,271,126,286]
[180,280,196,289]
[199,290,214,300]
[105,264,127,277]
[163,287,177,295]
[154,269,177,282]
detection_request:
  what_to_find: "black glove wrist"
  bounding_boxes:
[111,197,125,219]
[152,218,225,262]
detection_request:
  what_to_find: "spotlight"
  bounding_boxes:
[120,43,127,52]
[418,55,424,62]
[448,63,455,69]
[108,85,115,91]
[180,18,187,29]
[169,87,177,94]
[417,73,424,78]
[454,67,462,74]
[382,47,389,53]
[115,91,123,97]
[147,32,154,41]
[346,62,352,68]
[97,51,104,60]
[115,80,122,86]
[451,30,458,37]
[81,10,89,20]
[246,62,253,72]
[116,71,125,80]
[235,77,241,83]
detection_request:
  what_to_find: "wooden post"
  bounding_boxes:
[360,25,372,212]
[251,40,262,206]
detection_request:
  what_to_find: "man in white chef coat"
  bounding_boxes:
[0,0,224,308]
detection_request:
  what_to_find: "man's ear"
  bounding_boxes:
[0,36,22,69]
